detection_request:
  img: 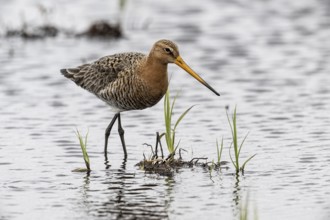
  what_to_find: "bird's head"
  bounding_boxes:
[151,39,180,64]
[151,39,220,96]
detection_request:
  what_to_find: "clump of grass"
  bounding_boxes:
[73,129,91,172]
[161,90,193,159]
[227,107,256,173]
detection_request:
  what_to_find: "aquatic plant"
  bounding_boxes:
[161,90,193,158]
[216,138,224,165]
[227,107,256,173]
[75,129,91,171]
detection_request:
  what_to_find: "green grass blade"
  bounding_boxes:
[238,132,249,156]
[84,129,89,162]
[216,139,220,163]
[216,138,224,164]
[241,153,256,171]
[163,89,192,155]
[175,139,181,149]
[220,138,224,163]
[228,106,239,170]
[228,142,237,171]
[233,106,238,154]
[75,129,90,171]
[173,105,194,131]
[84,130,88,147]
[164,90,172,151]
[226,110,234,137]
[225,106,255,173]
[170,91,180,115]
[170,131,175,153]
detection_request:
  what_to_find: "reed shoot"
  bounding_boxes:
[162,89,193,158]
[227,107,256,173]
[75,129,91,171]
[216,138,224,165]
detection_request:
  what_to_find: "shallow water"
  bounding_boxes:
[1,0,330,219]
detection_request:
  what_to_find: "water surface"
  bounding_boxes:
[1,0,330,219]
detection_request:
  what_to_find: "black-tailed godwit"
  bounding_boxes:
[61,39,219,158]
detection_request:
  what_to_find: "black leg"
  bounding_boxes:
[159,137,164,159]
[154,132,160,158]
[154,132,164,159]
[104,113,119,159]
[117,113,127,157]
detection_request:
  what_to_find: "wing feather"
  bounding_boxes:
[61,52,146,94]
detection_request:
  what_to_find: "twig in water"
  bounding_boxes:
[143,143,154,155]
[179,148,187,160]
[189,157,208,164]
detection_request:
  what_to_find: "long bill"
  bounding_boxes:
[174,56,220,96]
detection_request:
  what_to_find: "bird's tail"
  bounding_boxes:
[60,68,77,79]
[60,64,91,85]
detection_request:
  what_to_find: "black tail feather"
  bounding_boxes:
[61,68,82,80]
[61,65,90,86]
[60,68,73,78]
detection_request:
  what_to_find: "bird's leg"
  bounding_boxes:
[104,113,119,159]
[117,113,127,157]
[154,132,161,159]
[159,137,164,159]
[155,132,164,159]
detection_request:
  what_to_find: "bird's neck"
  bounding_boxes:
[143,55,168,81]
[140,55,169,99]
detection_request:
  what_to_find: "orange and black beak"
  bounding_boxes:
[175,56,220,96]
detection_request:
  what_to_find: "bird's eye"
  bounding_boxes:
[164,48,172,53]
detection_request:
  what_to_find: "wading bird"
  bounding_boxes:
[61,39,219,158]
